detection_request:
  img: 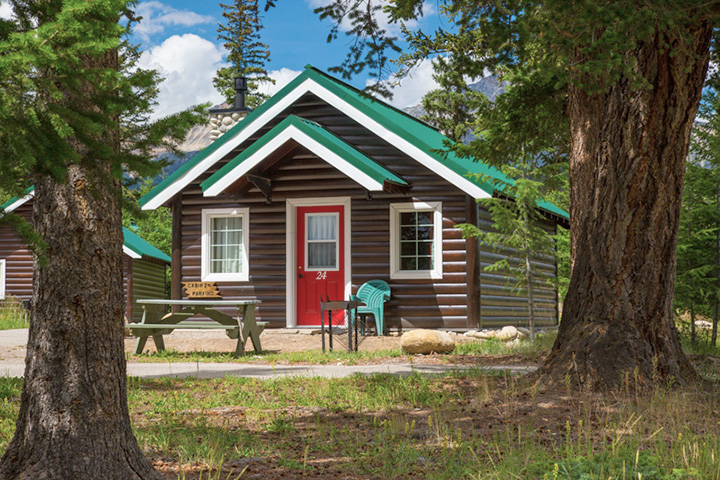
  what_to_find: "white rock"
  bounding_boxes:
[463,331,477,337]
[496,326,519,342]
[222,116,235,126]
[516,327,530,338]
[695,320,713,330]
[472,331,496,339]
[231,113,240,120]
[401,329,455,354]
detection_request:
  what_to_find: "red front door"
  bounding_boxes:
[296,205,345,326]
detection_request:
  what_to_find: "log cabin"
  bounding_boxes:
[0,188,170,322]
[139,65,568,331]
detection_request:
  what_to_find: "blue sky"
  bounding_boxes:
[125,1,443,118]
[0,0,443,118]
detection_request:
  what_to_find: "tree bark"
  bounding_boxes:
[0,175,161,480]
[0,13,161,478]
[540,24,713,390]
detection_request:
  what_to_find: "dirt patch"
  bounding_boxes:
[124,329,492,364]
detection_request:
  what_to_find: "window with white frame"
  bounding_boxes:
[201,208,250,282]
[389,202,443,279]
[0,259,5,300]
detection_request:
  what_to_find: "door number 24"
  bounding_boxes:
[315,271,327,280]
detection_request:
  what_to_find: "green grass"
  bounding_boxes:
[3,368,719,479]
[0,298,28,330]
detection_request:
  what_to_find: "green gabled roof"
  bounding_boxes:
[122,227,170,263]
[138,69,322,208]
[2,187,170,263]
[201,115,408,193]
[140,64,568,221]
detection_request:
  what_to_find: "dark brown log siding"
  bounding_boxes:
[1,200,167,322]
[175,92,559,329]
[176,93,477,329]
[0,202,34,300]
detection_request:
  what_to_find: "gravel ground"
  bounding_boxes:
[125,328,406,355]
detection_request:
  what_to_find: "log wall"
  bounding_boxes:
[0,202,34,301]
[174,92,560,330]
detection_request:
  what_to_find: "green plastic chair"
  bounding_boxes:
[351,280,391,336]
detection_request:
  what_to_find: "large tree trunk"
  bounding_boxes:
[0,8,161,475]
[0,174,162,480]
[540,24,713,390]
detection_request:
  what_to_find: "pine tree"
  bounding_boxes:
[0,1,204,477]
[423,63,567,339]
[315,0,718,389]
[214,0,273,109]
[677,72,720,348]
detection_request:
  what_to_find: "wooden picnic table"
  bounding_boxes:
[129,299,264,357]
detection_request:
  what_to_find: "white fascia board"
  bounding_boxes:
[141,79,321,211]
[203,125,383,197]
[2,192,35,214]
[303,82,493,200]
[123,245,142,259]
[143,76,490,210]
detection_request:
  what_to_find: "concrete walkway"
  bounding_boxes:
[0,359,536,379]
[0,329,537,379]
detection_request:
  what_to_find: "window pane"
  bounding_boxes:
[308,242,336,268]
[416,211,433,225]
[400,241,416,256]
[417,241,432,256]
[209,215,243,274]
[396,208,436,272]
[400,226,415,241]
[401,257,417,271]
[417,257,432,270]
[417,226,433,240]
[308,215,336,241]
[400,212,416,226]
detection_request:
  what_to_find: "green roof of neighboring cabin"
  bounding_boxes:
[122,227,171,263]
[1,188,169,263]
[136,65,567,221]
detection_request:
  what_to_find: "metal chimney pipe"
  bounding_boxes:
[234,76,248,110]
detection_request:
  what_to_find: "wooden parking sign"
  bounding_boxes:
[182,282,221,299]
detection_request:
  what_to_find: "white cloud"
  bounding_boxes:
[0,2,14,19]
[139,34,227,119]
[134,1,214,42]
[307,0,433,36]
[376,58,439,109]
[256,68,302,98]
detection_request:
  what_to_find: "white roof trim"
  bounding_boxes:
[203,125,384,197]
[303,82,491,200]
[142,78,321,210]
[2,191,35,214]
[123,245,142,259]
[142,77,490,211]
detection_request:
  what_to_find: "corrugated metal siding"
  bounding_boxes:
[477,206,558,327]
[130,259,166,322]
[0,202,34,300]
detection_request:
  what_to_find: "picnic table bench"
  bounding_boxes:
[129,299,265,357]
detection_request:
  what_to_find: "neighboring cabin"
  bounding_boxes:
[140,65,568,331]
[0,189,170,322]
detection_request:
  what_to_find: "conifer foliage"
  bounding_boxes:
[214,0,273,109]
[0,1,203,478]
[316,0,720,389]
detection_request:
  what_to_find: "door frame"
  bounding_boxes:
[285,197,351,328]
